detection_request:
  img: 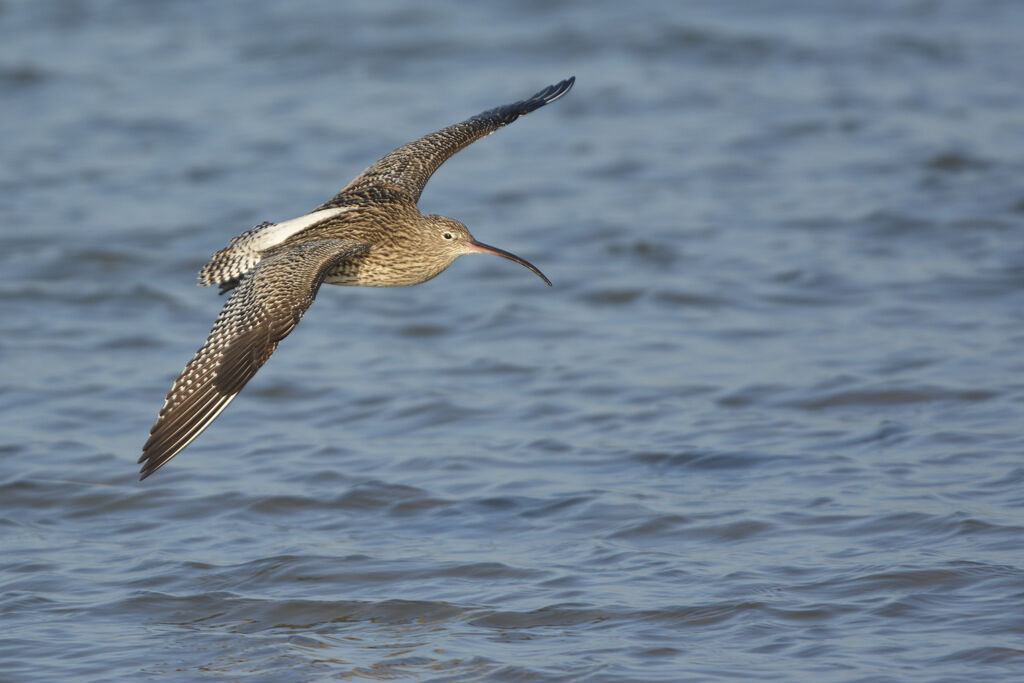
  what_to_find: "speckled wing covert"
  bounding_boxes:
[139,240,369,480]
[317,76,575,208]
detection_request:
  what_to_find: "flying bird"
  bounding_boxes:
[139,77,575,479]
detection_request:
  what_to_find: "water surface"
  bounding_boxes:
[3,1,1024,680]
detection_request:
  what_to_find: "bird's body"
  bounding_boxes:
[139,77,574,480]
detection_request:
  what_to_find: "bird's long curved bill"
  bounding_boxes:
[469,240,551,286]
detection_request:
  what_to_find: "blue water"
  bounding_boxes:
[3,1,1024,680]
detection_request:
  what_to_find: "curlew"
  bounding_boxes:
[139,77,574,479]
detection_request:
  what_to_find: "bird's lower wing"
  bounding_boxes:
[139,239,369,480]
[316,77,574,208]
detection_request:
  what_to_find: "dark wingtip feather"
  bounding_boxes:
[541,76,575,104]
[522,77,575,114]
[472,77,576,126]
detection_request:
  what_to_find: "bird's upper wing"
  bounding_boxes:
[139,239,369,480]
[316,77,574,208]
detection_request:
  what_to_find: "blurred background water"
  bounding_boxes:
[3,0,1024,680]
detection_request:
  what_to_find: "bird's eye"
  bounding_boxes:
[443,232,454,240]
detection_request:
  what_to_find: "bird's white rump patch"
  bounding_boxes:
[248,206,353,251]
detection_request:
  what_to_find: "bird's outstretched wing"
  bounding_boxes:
[317,76,574,208]
[139,239,369,480]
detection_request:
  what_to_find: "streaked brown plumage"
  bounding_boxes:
[139,77,574,479]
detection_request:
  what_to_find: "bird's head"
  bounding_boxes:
[425,215,551,286]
